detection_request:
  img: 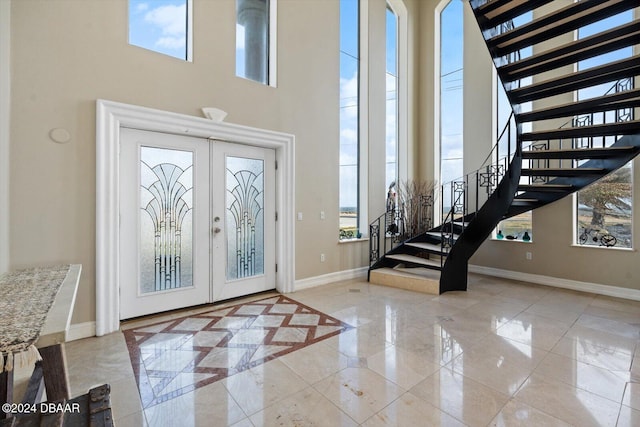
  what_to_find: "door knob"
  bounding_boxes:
[213,227,222,234]
[214,216,220,222]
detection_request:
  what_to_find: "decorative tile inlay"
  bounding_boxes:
[123,295,352,408]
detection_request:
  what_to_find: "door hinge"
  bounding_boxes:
[275,160,278,170]
[275,264,278,273]
[275,211,278,221]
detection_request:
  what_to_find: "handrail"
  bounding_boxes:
[439,108,518,254]
[369,195,433,266]
[368,109,518,267]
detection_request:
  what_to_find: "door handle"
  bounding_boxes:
[213,227,222,234]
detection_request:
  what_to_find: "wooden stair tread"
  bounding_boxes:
[386,254,442,268]
[405,242,446,253]
[522,146,636,159]
[499,21,640,82]
[517,184,573,192]
[521,168,606,176]
[477,0,554,30]
[517,88,640,123]
[520,120,640,141]
[487,0,636,56]
[426,231,459,240]
[510,56,640,104]
[512,198,540,203]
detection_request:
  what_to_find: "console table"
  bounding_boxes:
[0,264,81,419]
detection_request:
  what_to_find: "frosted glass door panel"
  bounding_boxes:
[212,142,275,302]
[226,156,265,280]
[119,128,210,320]
[140,146,194,294]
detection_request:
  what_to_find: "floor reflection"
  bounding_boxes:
[60,274,639,426]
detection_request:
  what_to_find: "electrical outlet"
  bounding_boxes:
[320,253,326,262]
[320,211,325,220]
[297,212,303,221]
[526,252,532,260]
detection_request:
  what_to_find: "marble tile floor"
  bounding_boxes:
[29,274,640,426]
[122,294,353,409]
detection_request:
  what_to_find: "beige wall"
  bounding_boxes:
[8,0,423,325]
[416,0,439,184]
[7,0,639,330]
[0,0,10,275]
[8,0,340,324]
[463,2,493,175]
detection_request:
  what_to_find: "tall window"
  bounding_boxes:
[495,11,533,242]
[236,0,273,85]
[385,7,398,197]
[439,0,464,211]
[575,11,633,249]
[129,0,192,61]
[495,78,533,241]
[339,0,360,239]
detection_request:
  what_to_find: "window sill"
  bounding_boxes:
[338,237,369,244]
[570,244,635,251]
[491,238,532,243]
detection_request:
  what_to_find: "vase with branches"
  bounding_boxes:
[396,179,436,240]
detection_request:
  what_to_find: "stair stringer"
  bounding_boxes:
[439,151,523,293]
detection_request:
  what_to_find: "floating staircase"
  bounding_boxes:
[368,0,640,294]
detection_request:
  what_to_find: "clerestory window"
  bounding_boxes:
[129,0,192,61]
[236,0,277,86]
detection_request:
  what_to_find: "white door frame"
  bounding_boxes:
[96,99,295,336]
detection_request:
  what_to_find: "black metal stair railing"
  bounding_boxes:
[370,0,640,293]
[368,110,519,271]
[369,194,434,266]
[369,13,523,274]
[439,111,518,254]
[526,77,635,184]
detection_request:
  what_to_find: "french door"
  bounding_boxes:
[119,128,275,319]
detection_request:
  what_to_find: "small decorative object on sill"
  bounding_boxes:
[497,230,504,239]
[522,231,531,242]
[201,107,228,122]
[356,231,362,239]
[506,235,516,240]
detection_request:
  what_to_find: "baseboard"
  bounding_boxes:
[294,267,368,291]
[67,321,96,341]
[469,264,640,301]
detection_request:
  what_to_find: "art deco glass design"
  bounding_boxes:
[226,156,265,280]
[140,146,194,293]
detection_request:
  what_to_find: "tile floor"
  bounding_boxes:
[122,295,352,408]
[60,274,640,426]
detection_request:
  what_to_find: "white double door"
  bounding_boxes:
[119,128,276,319]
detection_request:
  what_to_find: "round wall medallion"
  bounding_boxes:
[49,128,71,144]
